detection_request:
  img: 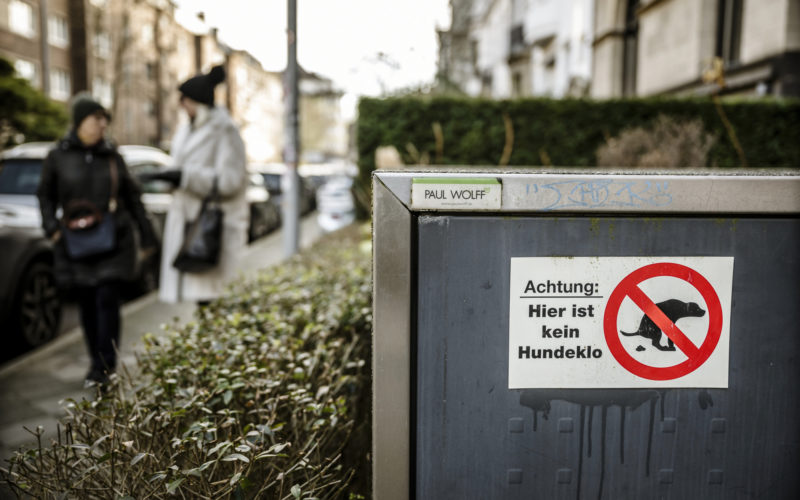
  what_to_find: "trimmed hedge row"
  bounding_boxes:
[355,96,800,215]
[1,225,372,499]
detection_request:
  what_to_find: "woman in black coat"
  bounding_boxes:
[37,94,157,387]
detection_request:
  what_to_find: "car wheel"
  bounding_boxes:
[15,261,61,348]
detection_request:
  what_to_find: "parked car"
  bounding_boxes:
[0,143,61,347]
[123,145,280,243]
[249,163,316,216]
[244,171,281,242]
[316,175,356,232]
[298,161,358,193]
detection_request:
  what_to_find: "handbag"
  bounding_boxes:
[172,178,223,273]
[61,159,119,260]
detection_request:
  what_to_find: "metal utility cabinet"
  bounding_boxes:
[372,169,800,500]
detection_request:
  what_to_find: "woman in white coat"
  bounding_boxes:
[155,65,248,304]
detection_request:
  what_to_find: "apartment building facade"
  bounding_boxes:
[299,67,347,162]
[0,0,204,145]
[437,0,595,98]
[437,0,799,99]
[1,0,348,162]
[592,0,800,98]
[227,50,284,163]
[0,0,74,100]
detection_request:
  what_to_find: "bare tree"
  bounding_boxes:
[110,5,130,121]
[152,5,164,145]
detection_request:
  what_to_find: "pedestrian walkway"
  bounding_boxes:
[0,216,326,463]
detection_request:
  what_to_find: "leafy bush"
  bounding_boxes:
[596,114,716,168]
[356,96,800,217]
[1,225,372,499]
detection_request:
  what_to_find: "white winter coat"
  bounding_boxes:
[159,107,248,303]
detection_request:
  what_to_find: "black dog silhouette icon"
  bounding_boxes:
[621,299,706,351]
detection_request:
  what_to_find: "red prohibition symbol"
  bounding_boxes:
[603,262,723,381]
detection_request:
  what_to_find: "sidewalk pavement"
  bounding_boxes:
[0,215,326,463]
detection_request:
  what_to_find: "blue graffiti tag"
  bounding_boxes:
[532,180,672,210]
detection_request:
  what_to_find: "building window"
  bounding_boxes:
[512,71,523,97]
[480,72,493,96]
[146,62,156,79]
[510,24,525,56]
[48,15,69,48]
[9,0,35,38]
[50,68,71,101]
[14,59,38,86]
[716,0,743,65]
[470,39,478,68]
[622,0,640,96]
[93,77,113,108]
[94,32,111,59]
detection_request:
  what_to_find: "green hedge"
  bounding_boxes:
[355,96,800,216]
[1,226,372,499]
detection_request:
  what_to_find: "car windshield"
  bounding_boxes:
[0,159,43,195]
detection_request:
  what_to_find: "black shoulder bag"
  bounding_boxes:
[61,158,118,260]
[172,178,223,273]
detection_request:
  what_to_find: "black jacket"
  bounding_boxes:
[37,132,157,288]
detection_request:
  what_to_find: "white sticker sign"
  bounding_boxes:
[508,257,733,389]
[411,178,501,210]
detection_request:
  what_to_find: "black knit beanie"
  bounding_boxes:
[71,93,111,128]
[178,65,226,106]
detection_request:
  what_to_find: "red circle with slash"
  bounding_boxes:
[603,262,723,381]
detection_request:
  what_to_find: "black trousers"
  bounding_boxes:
[75,282,121,374]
